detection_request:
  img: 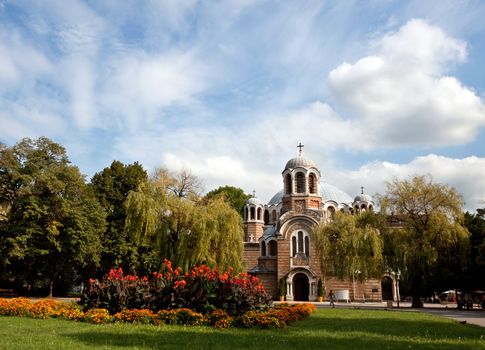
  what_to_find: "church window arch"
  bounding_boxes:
[268,240,277,256]
[296,172,305,193]
[291,230,310,257]
[309,173,317,194]
[368,205,373,212]
[257,207,262,220]
[250,207,255,220]
[264,210,269,225]
[244,207,248,221]
[261,241,266,257]
[327,206,336,220]
[272,210,277,223]
[285,174,292,194]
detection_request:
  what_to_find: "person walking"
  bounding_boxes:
[329,289,335,308]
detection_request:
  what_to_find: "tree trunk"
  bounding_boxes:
[48,280,54,298]
[411,275,423,308]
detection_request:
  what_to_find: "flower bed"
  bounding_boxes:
[0,298,315,329]
[82,260,272,316]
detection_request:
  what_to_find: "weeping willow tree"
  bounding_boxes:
[381,175,469,308]
[311,212,383,287]
[123,169,244,273]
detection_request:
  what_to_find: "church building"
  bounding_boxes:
[243,145,383,302]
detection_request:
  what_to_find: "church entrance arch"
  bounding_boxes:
[293,273,309,301]
[381,276,393,300]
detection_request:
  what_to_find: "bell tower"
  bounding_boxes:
[243,192,264,242]
[281,143,322,213]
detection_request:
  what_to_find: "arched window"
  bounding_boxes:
[361,204,367,211]
[268,240,277,256]
[264,210,269,225]
[261,241,266,256]
[296,172,305,193]
[285,174,292,194]
[250,207,255,220]
[244,207,248,221]
[257,207,262,220]
[309,173,317,194]
[272,210,277,222]
[368,205,373,212]
[327,206,335,219]
[291,230,310,257]
[298,231,304,252]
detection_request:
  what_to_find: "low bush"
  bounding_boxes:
[0,298,315,329]
[82,260,272,316]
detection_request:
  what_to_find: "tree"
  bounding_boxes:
[205,185,251,217]
[0,137,106,296]
[311,212,383,300]
[124,170,244,273]
[90,160,147,275]
[461,209,485,291]
[380,175,469,307]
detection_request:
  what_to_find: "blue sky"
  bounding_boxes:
[1,0,485,210]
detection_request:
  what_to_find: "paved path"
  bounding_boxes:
[310,301,485,328]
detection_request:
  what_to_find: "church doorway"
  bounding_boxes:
[293,273,309,301]
[381,276,393,301]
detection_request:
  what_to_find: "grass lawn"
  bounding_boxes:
[0,308,484,350]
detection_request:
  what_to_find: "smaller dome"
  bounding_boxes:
[268,190,284,206]
[246,197,263,206]
[354,193,373,203]
[284,155,317,171]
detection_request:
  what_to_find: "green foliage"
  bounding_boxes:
[461,210,485,291]
[81,261,272,316]
[205,186,251,217]
[0,137,106,295]
[311,212,383,282]
[90,160,147,275]
[124,171,244,273]
[317,278,324,297]
[380,175,470,307]
[279,278,285,297]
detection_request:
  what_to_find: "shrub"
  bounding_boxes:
[173,308,206,326]
[84,308,113,324]
[30,299,64,319]
[238,310,283,329]
[156,309,178,325]
[0,298,32,317]
[207,309,233,329]
[82,260,272,316]
[317,278,324,297]
[114,309,155,324]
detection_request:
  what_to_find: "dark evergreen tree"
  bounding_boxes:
[90,160,147,275]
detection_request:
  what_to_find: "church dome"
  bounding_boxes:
[354,193,373,202]
[319,182,353,204]
[268,190,284,206]
[284,155,317,171]
[245,196,263,206]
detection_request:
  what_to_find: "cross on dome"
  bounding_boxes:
[361,186,364,194]
[297,142,304,156]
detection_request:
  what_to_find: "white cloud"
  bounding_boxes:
[98,50,210,130]
[328,154,485,211]
[328,19,485,147]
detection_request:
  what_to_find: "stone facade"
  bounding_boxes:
[243,151,384,302]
